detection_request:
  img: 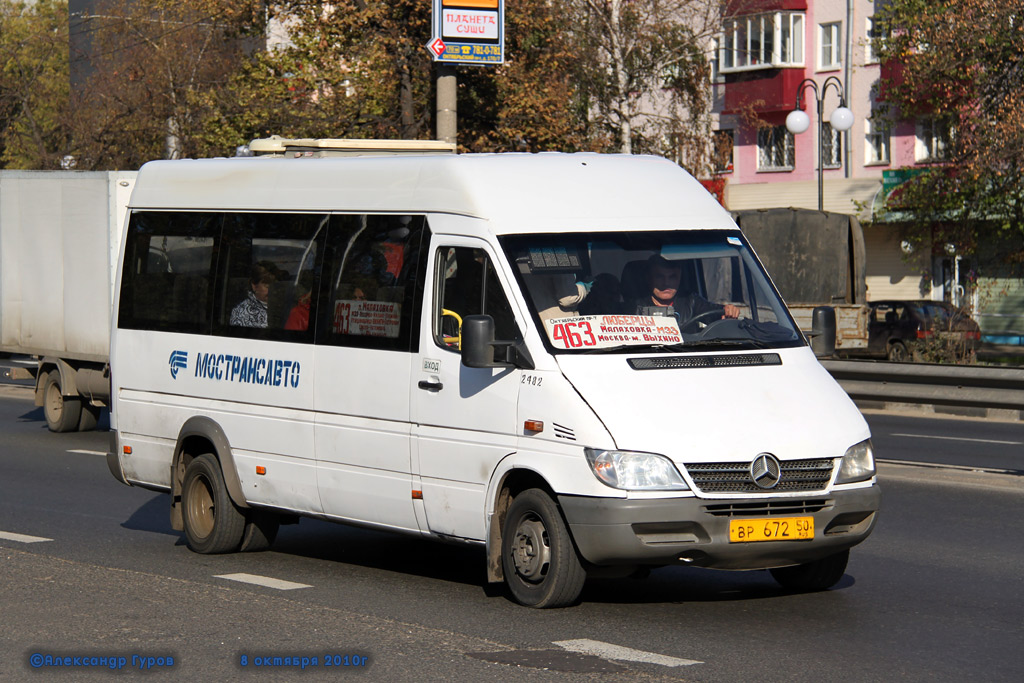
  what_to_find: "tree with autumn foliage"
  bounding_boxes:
[876,0,1024,250]
[565,0,725,172]
[221,0,589,153]
[66,0,265,169]
[0,0,71,168]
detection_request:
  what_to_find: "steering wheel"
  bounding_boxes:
[679,309,727,334]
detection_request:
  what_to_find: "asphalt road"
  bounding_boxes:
[1,385,1022,681]
[865,409,1024,473]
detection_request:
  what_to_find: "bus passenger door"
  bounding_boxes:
[411,240,522,541]
[312,215,426,533]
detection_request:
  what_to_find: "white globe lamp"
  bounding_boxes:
[786,109,810,134]
[830,105,855,132]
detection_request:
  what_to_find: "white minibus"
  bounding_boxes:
[107,152,879,608]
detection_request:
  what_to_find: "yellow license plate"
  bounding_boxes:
[729,517,814,542]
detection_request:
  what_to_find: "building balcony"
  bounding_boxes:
[722,68,806,115]
[726,0,807,11]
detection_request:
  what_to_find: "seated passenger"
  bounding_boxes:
[230,262,277,328]
[633,255,740,322]
[284,272,315,331]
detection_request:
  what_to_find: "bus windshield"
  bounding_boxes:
[500,230,803,354]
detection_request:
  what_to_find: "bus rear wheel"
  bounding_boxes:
[181,453,245,554]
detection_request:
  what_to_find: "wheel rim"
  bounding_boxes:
[510,513,551,583]
[889,344,906,362]
[185,474,216,539]
[44,381,63,424]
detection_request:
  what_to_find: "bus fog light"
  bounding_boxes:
[584,449,689,491]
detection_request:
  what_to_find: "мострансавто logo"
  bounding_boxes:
[169,350,188,379]
[169,349,301,388]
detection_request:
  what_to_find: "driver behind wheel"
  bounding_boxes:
[634,255,740,323]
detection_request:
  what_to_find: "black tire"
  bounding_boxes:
[770,549,849,592]
[43,370,82,433]
[239,510,280,552]
[181,454,245,554]
[77,403,101,432]
[887,341,909,363]
[501,488,586,608]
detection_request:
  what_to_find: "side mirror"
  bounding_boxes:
[809,306,837,358]
[462,315,503,368]
[461,315,533,369]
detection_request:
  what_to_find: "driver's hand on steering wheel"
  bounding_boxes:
[722,304,740,319]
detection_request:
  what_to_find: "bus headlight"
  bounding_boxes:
[584,449,689,491]
[835,439,876,484]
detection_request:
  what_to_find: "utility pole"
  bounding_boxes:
[428,0,505,146]
[436,64,457,145]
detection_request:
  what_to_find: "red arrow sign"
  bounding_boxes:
[427,37,446,58]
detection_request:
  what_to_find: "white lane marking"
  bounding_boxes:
[0,531,53,543]
[214,573,312,591]
[67,449,107,456]
[553,639,702,667]
[890,433,1021,446]
[879,458,1018,475]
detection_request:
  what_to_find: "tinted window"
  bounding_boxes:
[118,211,218,333]
[214,213,327,342]
[317,215,428,352]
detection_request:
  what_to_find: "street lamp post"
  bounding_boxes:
[785,76,854,211]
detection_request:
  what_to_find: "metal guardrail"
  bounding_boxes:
[821,359,1024,415]
[2,357,1022,416]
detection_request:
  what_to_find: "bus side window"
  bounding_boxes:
[117,211,218,334]
[318,214,428,352]
[215,213,326,340]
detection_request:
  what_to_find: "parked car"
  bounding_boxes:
[846,300,980,362]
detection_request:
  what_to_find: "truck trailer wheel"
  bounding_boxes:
[501,488,586,608]
[770,549,849,592]
[181,453,245,554]
[43,370,82,433]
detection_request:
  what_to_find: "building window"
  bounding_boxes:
[823,123,842,169]
[780,12,804,65]
[819,22,841,70]
[757,125,794,171]
[713,130,734,173]
[720,12,804,73]
[864,16,880,64]
[865,118,890,164]
[916,118,954,162]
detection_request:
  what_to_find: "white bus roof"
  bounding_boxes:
[129,153,737,234]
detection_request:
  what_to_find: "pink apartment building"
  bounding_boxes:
[711,0,971,309]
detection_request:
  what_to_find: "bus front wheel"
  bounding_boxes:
[501,488,586,608]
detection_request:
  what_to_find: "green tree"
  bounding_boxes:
[876,0,1024,249]
[0,0,70,169]
[224,0,433,143]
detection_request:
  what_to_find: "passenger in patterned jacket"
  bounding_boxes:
[230,262,277,328]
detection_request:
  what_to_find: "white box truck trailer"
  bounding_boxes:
[0,170,136,431]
